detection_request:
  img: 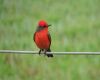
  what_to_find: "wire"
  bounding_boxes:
[0,50,100,55]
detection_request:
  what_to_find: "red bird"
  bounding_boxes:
[33,20,53,57]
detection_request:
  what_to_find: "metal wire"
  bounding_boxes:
[0,50,100,55]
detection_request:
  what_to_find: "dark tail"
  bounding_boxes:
[47,48,53,57]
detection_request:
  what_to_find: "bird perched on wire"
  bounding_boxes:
[33,20,53,57]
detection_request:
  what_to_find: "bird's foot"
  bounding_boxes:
[39,50,41,55]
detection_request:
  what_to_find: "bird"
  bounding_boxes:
[33,20,53,57]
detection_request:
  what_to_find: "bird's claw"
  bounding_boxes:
[39,50,41,55]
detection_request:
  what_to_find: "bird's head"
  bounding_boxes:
[38,20,51,28]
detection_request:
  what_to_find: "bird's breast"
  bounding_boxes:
[34,30,50,49]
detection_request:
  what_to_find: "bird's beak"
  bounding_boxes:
[48,24,51,27]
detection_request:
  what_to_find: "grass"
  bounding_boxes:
[0,0,100,80]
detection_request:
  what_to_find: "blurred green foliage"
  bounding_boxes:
[0,0,100,80]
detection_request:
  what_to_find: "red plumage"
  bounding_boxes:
[34,20,53,57]
[34,28,50,49]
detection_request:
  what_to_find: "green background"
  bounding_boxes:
[0,0,100,80]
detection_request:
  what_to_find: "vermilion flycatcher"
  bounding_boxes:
[33,20,53,57]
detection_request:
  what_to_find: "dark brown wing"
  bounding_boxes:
[33,32,36,42]
[47,32,53,57]
[48,32,51,47]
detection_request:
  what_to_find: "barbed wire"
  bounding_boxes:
[0,50,100,55]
